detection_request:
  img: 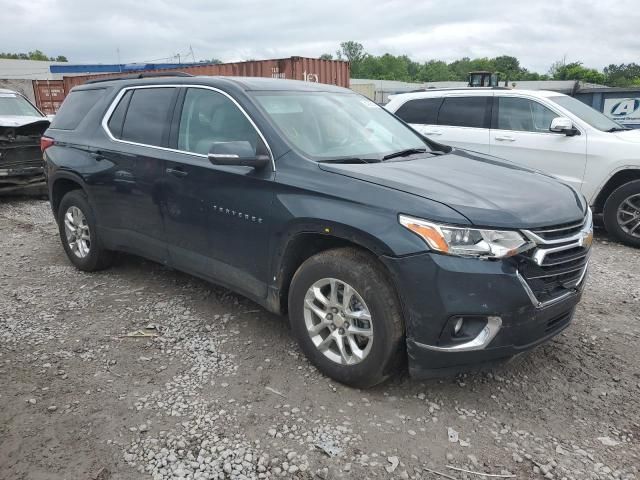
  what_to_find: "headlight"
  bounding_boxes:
[399,215,533,258]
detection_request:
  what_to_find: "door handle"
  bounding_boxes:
[88,149,105,161]
[494,136,515,142]
[166,167,188,177]
[422,130,442,136]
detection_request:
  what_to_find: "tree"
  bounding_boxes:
[604,63,640,87]
[417,60,453,82]
[550,61,605,84]
[337,41,365,64]
[0,50,69,61]
[319,53,333,60]
[201,58,223,64]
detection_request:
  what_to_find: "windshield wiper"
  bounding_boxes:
[318,157,382,164]
[607,126,631,132]
[382,148,428,161]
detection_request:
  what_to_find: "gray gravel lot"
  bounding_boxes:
[0,198,639,480]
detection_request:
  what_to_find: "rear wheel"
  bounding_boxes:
[603,180,640,248]
[288,248,404,388]
[57,190,113,271]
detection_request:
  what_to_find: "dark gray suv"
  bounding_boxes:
[42,75,592,388]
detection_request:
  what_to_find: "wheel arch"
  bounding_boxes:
[270,224,399,316]
[50,173,88,218]
[593,168,640,214]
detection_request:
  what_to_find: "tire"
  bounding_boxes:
[288,247,405,388]
[603,180,640,248]
[57,189,113,271]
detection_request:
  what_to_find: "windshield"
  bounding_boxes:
[549,95,625,132]
[252,92,428,160]
[0,93,43,117]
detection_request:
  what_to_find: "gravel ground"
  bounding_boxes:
[0,198,639,480]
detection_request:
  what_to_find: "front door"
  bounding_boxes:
[489,96,587,191]
[161,86,275,300]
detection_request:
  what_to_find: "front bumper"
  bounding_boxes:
[381,251,587,378]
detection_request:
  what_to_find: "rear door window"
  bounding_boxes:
[118,88,176,147]
[50,88,105,130]
[437,96,490,128]
[394,98,443,124]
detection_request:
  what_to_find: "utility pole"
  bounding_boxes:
[189,45,195,63]
[117,47,121,71]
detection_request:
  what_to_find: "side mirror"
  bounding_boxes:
[208,141,270,168]
[550,117,578,136]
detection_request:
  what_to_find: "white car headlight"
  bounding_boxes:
[399,215,533,258]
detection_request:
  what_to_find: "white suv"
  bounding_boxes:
[385,89,640,247]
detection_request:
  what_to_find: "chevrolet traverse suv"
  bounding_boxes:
[43,76,592,388]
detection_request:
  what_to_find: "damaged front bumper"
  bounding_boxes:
[0,118,49,194]
[381,251,587,378]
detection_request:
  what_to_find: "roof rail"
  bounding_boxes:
[84,71,194,85]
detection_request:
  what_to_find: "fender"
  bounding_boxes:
[48,169,92,213]
[590,165,640,209]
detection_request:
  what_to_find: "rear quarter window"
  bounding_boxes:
[50,88,106,130]
[437,96,489,129]
[394,98,442,124]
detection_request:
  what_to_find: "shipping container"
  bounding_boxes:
[63,57,350,93]
[32,79,65,114]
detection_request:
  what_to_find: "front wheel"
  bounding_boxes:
[288,248,405,388]
[603,180,640,248]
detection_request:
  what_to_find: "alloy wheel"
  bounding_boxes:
[303,278,373,365]
[63,206,91,258]
[617,193,640,238]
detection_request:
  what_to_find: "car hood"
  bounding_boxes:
[0,115,48,128]
[0,116,50,139]
[611,128,640,143]
[318,149,586,229]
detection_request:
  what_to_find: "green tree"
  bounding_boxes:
[28,50,50,61]
[550,61,605,84]
[0,50,68,61]
[417,60,453,82]
[604,63,640,87]
[319,53,333,60]
[337,41,366,64]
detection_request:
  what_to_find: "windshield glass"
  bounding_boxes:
[549,95,624,132]
[0,92,43,117]
[252,92,428,160]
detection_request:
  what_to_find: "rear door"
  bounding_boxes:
[161,86,275,300]
[98,86,179,262]
[489,95,587,191]
[433,95,492,153]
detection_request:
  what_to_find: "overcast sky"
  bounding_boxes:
[2,0,639,73]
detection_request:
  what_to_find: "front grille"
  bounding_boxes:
[0,144,42,170]
[518,212,591,306]
[529,219,586,241]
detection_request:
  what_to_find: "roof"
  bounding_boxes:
[0,88,18,94]
[76,75,351,93]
